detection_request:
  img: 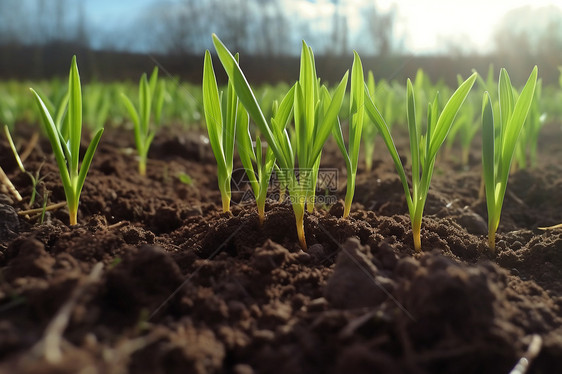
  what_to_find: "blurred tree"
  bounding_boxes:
[493,5,562,59]
[363,2,396,55]
[149,0,291,56]
[254,0,290,56]
[150,0,210,54]
[218,0,250,53]
[329,0,348,56]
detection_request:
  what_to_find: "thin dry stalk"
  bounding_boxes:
[0,165,22,201]
[20,132,39,163]
[17,201,66,216]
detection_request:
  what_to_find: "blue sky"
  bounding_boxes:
[84,0,156,24]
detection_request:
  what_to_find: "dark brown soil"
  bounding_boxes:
[1,122,562,374]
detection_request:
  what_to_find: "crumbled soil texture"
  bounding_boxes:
[1,122,562,374]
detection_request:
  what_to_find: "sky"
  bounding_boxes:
[82,0,562,54]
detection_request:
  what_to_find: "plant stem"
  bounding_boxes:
[68,203,78,226]
[488,229,496,252]
[343,173,355,218]
[257,191,266,225]
[295,210,307,250]
[306,195,315,214]
[69,212,78,226]
[412,218,422,251]
[278,188,285,203]
[221,194,231,213]
[258,205,265,225]
[139,158,147,176]
[462,147,470,166]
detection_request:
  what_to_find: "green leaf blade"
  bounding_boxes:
[428,72,477,159]
[500,66,538,173]
[202,50,226,169]
[68,55,82,177]
[309,70,349,165]
[30,88,72,190]
[406,79,420,194]
[76,128,104,198]
[212,34,288,170]
[481,92,496,228]
[349,51,365,171]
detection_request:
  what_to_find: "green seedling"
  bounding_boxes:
[30,56,104,226]
[202,50,240,212]
[362,71,378,172]
[333,51,364,218]
[121,67,164,176]
[481,66,538,251]
[364,72,477,251]
[236,89,295,225]
[292,42,348,216]
[177,172,193,185]
[212,34,348,249]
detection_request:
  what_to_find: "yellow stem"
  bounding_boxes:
[488,229,496,252]
[69,208,78,226]
[221,195,231,213]
[306,196,314,214]
[139,161,146,176]
[279,189,285,203]
[412,220,422,251]
[343,203,351,219]
[258,205,265,226]
[343,175,355,219]
[296,214,307,250]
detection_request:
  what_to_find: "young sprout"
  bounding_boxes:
[481,66,538,251]
[202,50,240,212]
[364,72,477,251]
[236,89,295,224]
[292,42,347,216]
[212,34,348,249]
[121,67,164,176]
[333,51,364,218]
[30,56,104,226]
[362,71,378,172]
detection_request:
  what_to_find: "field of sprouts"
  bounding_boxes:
[2,37,562,373]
